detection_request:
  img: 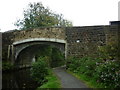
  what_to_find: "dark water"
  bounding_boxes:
[2,68,39,90]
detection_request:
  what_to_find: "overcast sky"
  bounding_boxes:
[0,0,119,32]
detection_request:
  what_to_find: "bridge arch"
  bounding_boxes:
[13,38,66,45]
[13,38,67,63]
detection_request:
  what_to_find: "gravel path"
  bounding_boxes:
[53,67,89,88]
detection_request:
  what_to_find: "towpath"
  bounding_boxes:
[53,67,89,88]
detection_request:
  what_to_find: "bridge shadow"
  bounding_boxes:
[15,43,65,68]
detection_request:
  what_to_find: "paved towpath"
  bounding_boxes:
[53,67,89,88]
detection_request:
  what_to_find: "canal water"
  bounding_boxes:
[2,68,40,89]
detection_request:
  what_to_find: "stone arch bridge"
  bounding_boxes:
[2,25,119,67]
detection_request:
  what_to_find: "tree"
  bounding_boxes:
[15,2,72,30]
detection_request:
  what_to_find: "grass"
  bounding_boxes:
[67,70,106,89]
[37,69,61,89]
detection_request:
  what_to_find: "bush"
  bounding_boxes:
[98,42,118,60]
[95,60,120,88]
[67,57,101,77]
[30,57,49,84]
[2,62,14,71]
[66,57,120,88]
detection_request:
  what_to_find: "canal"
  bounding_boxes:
[2,68,40,89]
[2,44,48,89]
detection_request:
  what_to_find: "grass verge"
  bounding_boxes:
[37,69,61,89]
[67,70,106,88]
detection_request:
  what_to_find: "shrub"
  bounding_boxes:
[30,57,49,84]
[2,62,14,71]
[67,57,101,77]
[98,42,118,60]
[95,60,120,88]
[67,56,120,88]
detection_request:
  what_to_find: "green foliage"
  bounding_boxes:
[51,48,65,68]
[95,60,120,88]
[98,41,119,61]
[2,62,14,71]
[67,57,101,77]
[30,57,49,84]
[67,56,120,88]
[35,45,65,68]
[37,69,61,89]
[67,70,104,88]
[31,57,61,88]
[31,45,64,87]
[15,2,72,30]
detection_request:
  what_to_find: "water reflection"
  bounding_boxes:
[2,68,39,89]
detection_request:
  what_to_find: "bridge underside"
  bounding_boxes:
[11,41,66,67]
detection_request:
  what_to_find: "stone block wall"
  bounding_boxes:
[12,27,66,42]
[2,31,15,61]
[65,25,119,58]
[2,25,119,61]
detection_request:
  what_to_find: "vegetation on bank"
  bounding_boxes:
[30,45,64,88]
[66,42,120,88]
[67,57,120,88]
[31,57,49,84]
[2,62,14,71]
[37,70,61,89]
[30,56,61,89]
